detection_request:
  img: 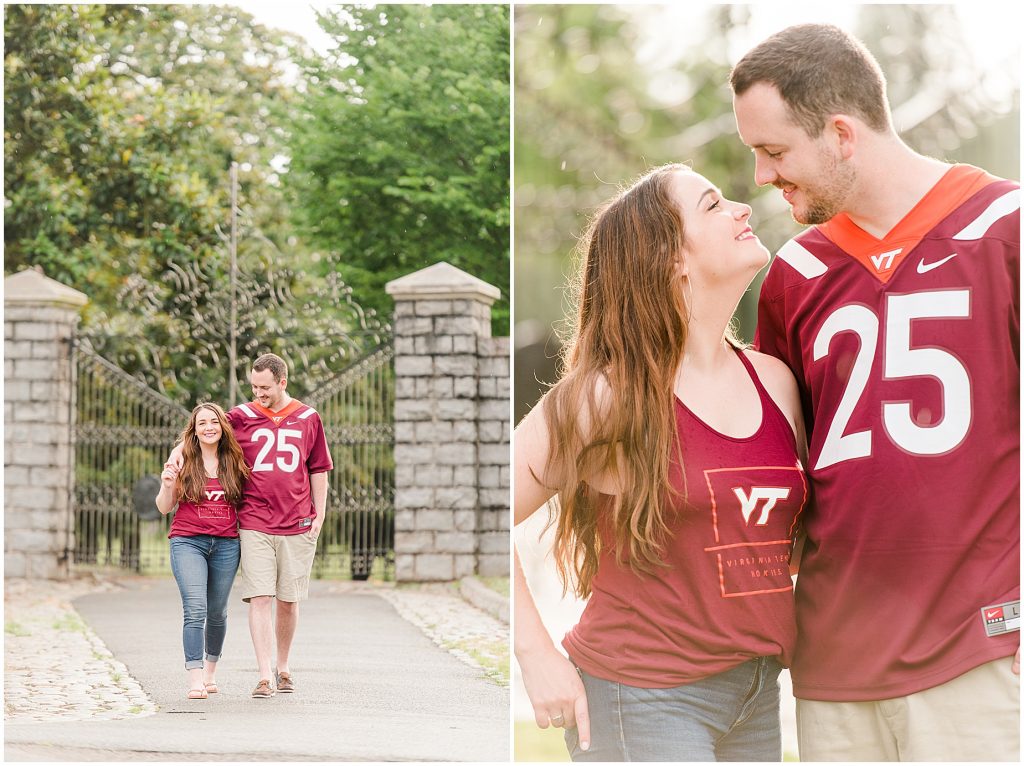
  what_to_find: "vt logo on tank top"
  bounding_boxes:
[701,466,805,598]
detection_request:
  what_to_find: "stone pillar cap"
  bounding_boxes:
[4,268,88,308]
[385,261,500,304]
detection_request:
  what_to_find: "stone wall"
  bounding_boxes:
[3,263,510,582]
[387,262,510,581]
[4,269,88,579]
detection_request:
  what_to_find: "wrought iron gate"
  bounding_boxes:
[72,338,395,578]
[73,339,190,572]
[307,343,395,580]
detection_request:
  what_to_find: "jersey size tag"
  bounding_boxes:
[981,600,1020,637]
[298,517,312,528]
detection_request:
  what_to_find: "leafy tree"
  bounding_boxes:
[287,4,511,334]
[4,4,380,406]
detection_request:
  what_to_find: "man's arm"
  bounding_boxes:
[309,471,328,537]
[165,442,185,471]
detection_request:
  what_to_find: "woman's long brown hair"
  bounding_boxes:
[542,163,704,599]
[176,403,250,505]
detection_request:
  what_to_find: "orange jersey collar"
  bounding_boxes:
[248,399,304,425]
[817,164,998,283]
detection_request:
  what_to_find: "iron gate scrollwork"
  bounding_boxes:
[306,342,395,580]
[73,339,190,572]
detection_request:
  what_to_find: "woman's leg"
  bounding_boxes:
[169,536,210,690]
[715,658,783,762]
[569,660,782,762]
[566,669,721,762]
[203,536,241,680]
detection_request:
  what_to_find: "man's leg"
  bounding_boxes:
[275,599,299,674]
[248,595,275,681]
[796,698,899,761]
[237,529,279,696]
[271,530,318,692]
[898,657,1019,761]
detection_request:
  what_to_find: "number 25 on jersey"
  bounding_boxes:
[251,428,303,473]
[813,289,971,470]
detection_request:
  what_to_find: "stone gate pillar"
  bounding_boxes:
[4,268,88,579]
[386,262,509,581]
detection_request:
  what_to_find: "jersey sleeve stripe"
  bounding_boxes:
[776,239,828,279]
[237,403,258,418]
[298,407,318,420]
[952,189,1020,240]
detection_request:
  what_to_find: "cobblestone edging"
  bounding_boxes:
[3,578,158,722]
[375,583,510,687]
[459,576,509,623]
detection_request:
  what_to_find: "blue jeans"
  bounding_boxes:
[566,657,783,762]
[169,535,240,670]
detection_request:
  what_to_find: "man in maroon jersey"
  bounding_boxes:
[168,353,333,698]
[729,23,1019,761]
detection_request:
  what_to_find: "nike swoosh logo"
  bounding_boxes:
[986,610,1002,619]
[917,253,957,273]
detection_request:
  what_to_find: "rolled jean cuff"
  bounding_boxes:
[184,659,204,670]
[205,652,222,663]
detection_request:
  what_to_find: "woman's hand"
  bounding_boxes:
[155,465,179,516]
[160,464,178,488]
[519,644,591,750]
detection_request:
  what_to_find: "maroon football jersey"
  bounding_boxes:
[228,400,334,535]
[562,349,806,687]
[168,477,239,538]
[756,165,1020,701]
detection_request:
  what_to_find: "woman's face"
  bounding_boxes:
[669,170,770,283]
[194,407,223,446]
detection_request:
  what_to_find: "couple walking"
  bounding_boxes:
[515,23,1019,762]
[156,353,333,700]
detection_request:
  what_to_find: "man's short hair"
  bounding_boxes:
[252,353,288,382]
[730,23,891,137]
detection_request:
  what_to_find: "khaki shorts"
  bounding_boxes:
[238,529,319,603]
[796,656,1020,761]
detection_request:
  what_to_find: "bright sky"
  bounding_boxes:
[237,2,1021,68]
[237,1,336,54]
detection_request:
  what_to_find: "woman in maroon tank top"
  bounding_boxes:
[156,403,250,700]
[515,164,809,761]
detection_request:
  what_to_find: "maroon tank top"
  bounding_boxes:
[562,349,807,687]
[168,476,239,539]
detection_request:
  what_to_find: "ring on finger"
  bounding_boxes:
[550,712,565,726]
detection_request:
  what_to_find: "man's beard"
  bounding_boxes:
[791,150,856,225]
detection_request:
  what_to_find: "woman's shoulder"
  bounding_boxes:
[742,349,800,413]
[743,348,795,382]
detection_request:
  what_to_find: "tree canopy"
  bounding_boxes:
[4,4,511,405]
[287,4,511,334]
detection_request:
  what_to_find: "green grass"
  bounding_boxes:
[52,613,86,633]
[442,636,510,686]
[476,576,509,597]
[515,720,571,762]
[4,620,30,637]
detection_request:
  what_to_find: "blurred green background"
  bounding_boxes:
[513,4,1019,762]
[513,2,1020,426]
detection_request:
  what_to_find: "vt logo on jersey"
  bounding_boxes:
[870,247,902,272]
[733,487,791,526]
[204,489,226,503]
